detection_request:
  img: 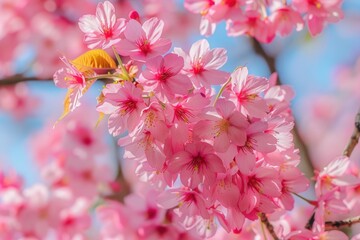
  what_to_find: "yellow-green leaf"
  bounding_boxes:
[95,92,106,128]
[71,49,117,74]
[54,88,74,126]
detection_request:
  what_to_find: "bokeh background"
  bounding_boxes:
[1,0,360,187]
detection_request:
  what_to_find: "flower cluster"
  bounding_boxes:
[184,0,344,42]
[0,110,114,239]
[52,1,311,238]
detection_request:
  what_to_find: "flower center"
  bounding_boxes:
[119,99,137,115]
[189,154,205,172]
[102,26,113,39]
[138,39,151,55]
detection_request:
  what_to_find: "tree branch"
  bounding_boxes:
[325,216,360,230]
[0,74,115,86]
[343,109,360,157]
[251,38,315,178]
[305,212,315,230]
[0,74,52,86]
[259,212,280,240]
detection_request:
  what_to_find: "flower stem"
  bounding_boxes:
[259,212,279,240]
[112,46,131,81]
[292,192,317,206]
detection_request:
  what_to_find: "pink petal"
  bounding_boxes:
[203,48,227,69]
[117,39,138,56]
[78,15,99,33]
[214,131,230,152]
[189,39,210,61]
[260,179,282,197]
[200,69,230,85]
[108,113,126,136]
[323,230,348,240]
[156,190,179,209]
[229,111,248,128]
[231,67,248,92]
[206,154,226,172]
[150,38,172,56]
[215,99,236,119]
[124,19,145,42]
[279,192,294,210]
[215,181,240,208]
[166,74,192,95]
[228,126,247,146]
[163,53,184,74]
[235,150,255,175]
[96,1,116,29]
[168,151,191,173]
[307,15,324,36]
[252,133,277,153]
[143,18,164,42]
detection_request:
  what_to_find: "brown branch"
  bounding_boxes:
[0,74,52,86]
[325,216,360,230]
[251,38,315,179]
[343,109,360,157]
[305,212,315,230]
[0,74,115,86]
[259,212,280,240]
[251,39,278,83]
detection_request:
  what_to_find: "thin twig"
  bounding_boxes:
[251,38,315,179]
[343,109,360,157]
[305,212,316,230]
[259,213,280,240]
[325,216,360,230]
[0,74,52,86]
[0,74,114,86]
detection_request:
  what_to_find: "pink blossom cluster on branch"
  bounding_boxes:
[2,0,359,239]
[184,0,343,42]
[52,1,313,238]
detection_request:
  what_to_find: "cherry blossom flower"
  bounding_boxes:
[194,99,249,152]
[118,18,171,62]
[157,187,211,219]
[292,0,343,36]
[315,156,360,195]
[269,6,304,37]
[238,167,282,217]
[168,141,225,189]
[174,39,229,87]
[97,81,146,136]
[138,53,192,100]
[54,56,94,113]
[226,66,269,118]
[78,1,126,49]
[226,10,275,43]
